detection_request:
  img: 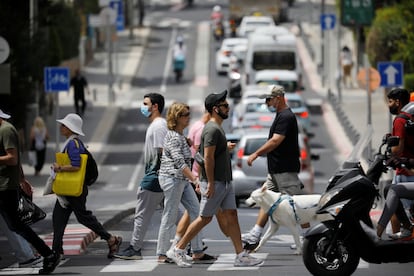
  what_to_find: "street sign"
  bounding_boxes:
[357,67,381,92]
[377,61,403,87]
[44,67,70,92]
[341,0,374,26]
[110,0,124,31]
[320,14,336,30]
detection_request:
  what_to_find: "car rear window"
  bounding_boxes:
[244,137,267,155]
[286,99,302,108]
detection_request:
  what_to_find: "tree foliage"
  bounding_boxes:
[366,2,414,74]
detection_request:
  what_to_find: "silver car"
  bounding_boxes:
[231,129,315,206]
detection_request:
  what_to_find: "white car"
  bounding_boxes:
[215,38,248,74]
[237,16,275,37]
[254,69,303,92]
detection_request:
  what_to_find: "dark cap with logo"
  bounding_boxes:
[205,90,227,112]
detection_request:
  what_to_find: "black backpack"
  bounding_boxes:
[74,138,99,186]
[397,114,414,135]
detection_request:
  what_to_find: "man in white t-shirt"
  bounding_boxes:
[114,93,167,260]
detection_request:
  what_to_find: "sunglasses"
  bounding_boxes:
[217,103,229,108]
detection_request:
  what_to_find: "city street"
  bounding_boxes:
[1,0,414,275]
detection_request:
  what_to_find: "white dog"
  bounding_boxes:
[244,188,332,255]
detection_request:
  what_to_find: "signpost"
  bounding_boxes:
[377,61,404,87]
[44,67,70,151]
[320,14,336,92]
[341,0,374,27]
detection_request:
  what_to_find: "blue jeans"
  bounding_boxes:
[0,214,35,262]
[157,175,202,256]
[394,174,414,211]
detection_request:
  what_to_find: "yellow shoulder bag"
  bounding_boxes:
[52,139,88,197]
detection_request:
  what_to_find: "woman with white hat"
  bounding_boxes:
[51,113,122,259]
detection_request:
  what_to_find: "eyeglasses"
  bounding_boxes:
[217,103,229,108]
[180,112,190,117]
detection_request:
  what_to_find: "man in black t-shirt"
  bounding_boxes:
[242,85,304,247]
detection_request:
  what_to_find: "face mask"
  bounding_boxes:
[140,105,152,117]
[268,106,276,112]
[389,106,399,115]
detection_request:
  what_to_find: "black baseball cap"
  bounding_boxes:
[205,90,227,112]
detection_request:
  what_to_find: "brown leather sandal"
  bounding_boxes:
[107,236,122,258]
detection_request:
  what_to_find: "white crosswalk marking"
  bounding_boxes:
[101,257,158,272]
[208,253,267,271]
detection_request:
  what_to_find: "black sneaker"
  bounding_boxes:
[38,252,61,275]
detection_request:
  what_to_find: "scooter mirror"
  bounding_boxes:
[386,136,400,147]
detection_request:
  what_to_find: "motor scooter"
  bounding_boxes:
[213,21,225,42]
[302,127,414,275]
[173,54,185,83]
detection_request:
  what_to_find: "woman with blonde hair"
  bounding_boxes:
[30,116,49,176]
[156,103,215,264]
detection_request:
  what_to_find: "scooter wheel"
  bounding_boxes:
[302,234,359,276]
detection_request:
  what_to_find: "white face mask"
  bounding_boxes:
[140,105,152,117]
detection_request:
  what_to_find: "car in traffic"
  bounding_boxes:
[254,69,304,93]
[237,15,275,37]
[232,88,311,134]
[231,129,315,206]
[227,44,248,98]
[215,37,248,75]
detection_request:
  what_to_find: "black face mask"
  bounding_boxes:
[389,106,399,115]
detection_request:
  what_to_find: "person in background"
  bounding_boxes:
[70,69,89,117]
[188,111,211,179]
[340,46,354,88]
[51,113,122,259]
[167,90,263,268]
[114,93,167,260]
[242,85,305,248]
[157,102,215,263]
[29,116,49,176]
[0,109,60,275]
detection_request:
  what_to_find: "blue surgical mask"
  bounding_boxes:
[140,105,152,117]
[268,106,276,112]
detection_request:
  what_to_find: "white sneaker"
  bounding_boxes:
[166,247,192,268]
[234,253,263,267]
[241,230,261,245]
[389,228,413,240]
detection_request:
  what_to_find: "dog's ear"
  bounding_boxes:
[261,184,267,192]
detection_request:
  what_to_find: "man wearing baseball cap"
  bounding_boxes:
[242,85,305,248]
[167,90,263,268]
[0,109,61,274]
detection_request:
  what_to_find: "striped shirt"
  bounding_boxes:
[159,130,192,180]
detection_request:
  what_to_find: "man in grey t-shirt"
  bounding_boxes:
[167,90,263,268]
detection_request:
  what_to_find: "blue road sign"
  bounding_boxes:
[44,67,70,92]
[110,0,124,31]
[320,14,336,30]
[377,61,403,87]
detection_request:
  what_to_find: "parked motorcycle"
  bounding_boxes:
[302,127,414,275]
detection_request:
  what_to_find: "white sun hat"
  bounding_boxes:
[0,109,11,119]
[57,113,85,136]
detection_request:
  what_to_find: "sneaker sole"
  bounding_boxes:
[113,255,143,260]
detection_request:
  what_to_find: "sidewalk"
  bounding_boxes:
[298,22,391,165]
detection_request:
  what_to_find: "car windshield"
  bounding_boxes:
[246,103,270,113]
[286,99,302,109]
[256,80,298,91]
[253,51,296,71]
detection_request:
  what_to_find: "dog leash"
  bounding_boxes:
[267,195,299,224]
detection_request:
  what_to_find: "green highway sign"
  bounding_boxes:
[341,0,374,26]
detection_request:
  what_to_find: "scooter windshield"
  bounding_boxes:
[340,125,374,166]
